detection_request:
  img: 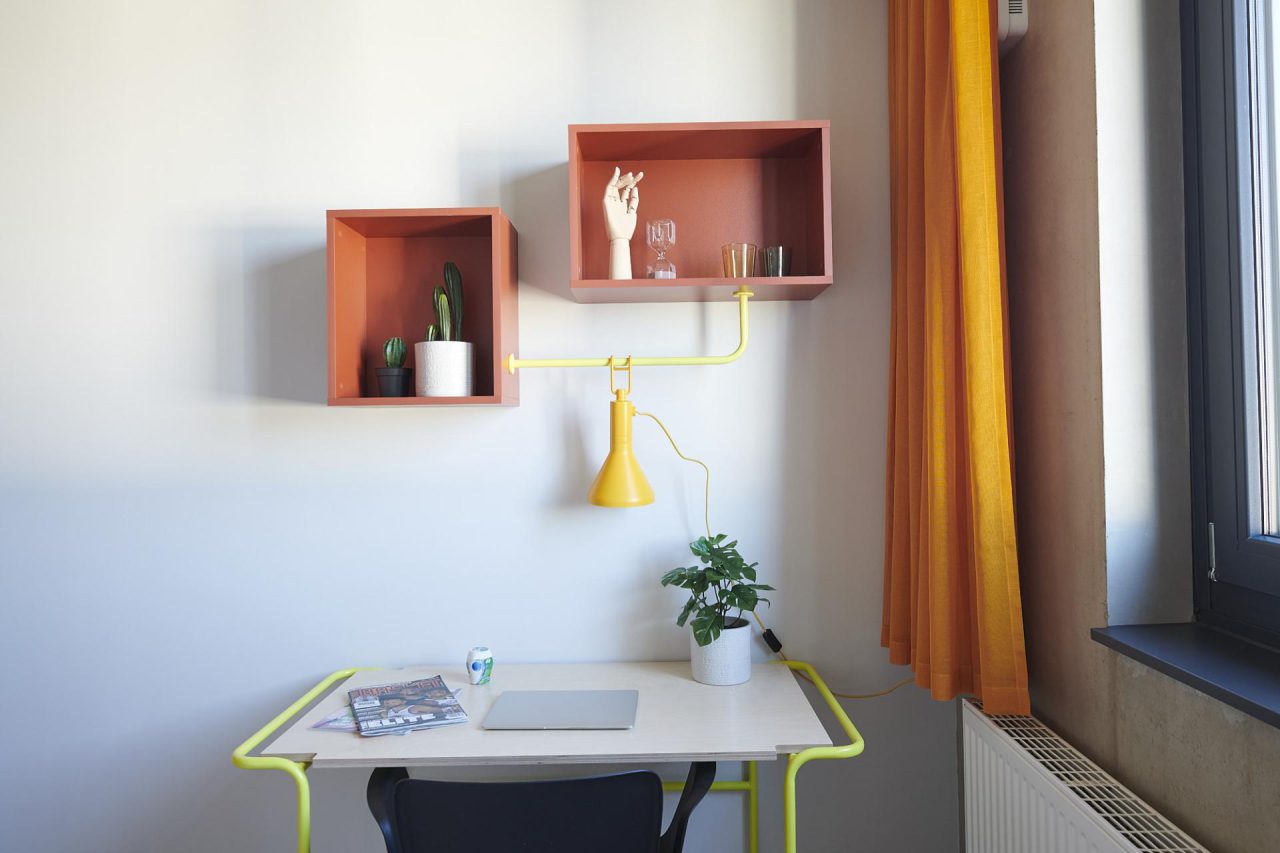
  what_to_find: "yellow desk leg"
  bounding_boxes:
[782,661,866,853]
[232,668,365,853]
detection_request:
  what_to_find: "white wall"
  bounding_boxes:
[0,2,960,851]
[1095,0,1193,626]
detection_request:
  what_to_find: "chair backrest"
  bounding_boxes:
[369,769,664,853]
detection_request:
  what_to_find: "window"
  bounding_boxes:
[1186,0,1280,644]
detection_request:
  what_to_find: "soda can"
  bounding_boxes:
[466,646,494,685]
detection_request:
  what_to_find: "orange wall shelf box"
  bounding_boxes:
[327,208,519,406]
[569,120,832,303]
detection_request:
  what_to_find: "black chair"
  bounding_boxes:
[367,761,716,853]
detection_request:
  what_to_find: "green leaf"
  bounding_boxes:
[676,598,697,627]
[733,585,758,611]
[691,612,722,647]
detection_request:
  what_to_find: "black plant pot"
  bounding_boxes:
[376,367,413,397]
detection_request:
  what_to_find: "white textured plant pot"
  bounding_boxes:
[415,341,473,397]
[690,618,752,686]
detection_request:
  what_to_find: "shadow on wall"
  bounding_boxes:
[502,163,571,299]
[554,376,594,508]
[213,228,327,404]
[768,2,963,853]
[769,2,844,851]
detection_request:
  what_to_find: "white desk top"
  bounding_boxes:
[261,662,832,768]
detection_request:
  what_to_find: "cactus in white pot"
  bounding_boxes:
[416,261,473,397]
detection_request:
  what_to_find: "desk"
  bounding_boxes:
[234,660,863,853]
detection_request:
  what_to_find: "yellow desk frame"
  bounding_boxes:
[232,660,863,853]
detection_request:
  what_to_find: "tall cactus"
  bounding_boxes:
[426,324,439,342]
[433,286,452,342]
[383,336,406,368]
[443,261,463,341]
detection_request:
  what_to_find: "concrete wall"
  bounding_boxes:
[0,2,962,852]
[1001,0,1117,762]
[1002,2,1280,851]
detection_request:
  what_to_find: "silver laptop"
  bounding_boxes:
[481,690,639,730]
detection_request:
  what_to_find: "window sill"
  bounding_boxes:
[1090,623,1280,729]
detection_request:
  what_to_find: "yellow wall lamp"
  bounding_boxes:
[505,286,754,507]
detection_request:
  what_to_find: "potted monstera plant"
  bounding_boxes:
[415,261,472,397]
[661,534,774,686]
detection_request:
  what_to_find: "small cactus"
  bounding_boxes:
[383,336,406,368]
[443,261,463,341]
[433,286,452,342]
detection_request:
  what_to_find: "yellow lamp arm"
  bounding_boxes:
[506,287,754,373]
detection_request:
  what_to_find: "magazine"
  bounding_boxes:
[310,706,357,732]
[347,674,468,737]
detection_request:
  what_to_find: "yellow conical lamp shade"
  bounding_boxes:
[588,397,655,507]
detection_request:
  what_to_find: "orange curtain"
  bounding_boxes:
[882,0,1030,715]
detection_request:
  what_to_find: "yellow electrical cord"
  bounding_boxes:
[747,611,914,698]
[636,411,711,537]
[639,408,915,701]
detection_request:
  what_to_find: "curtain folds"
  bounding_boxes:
[882,0,1030,716]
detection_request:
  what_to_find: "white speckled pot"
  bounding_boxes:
[415,341,473,397]
[690,618,752,686]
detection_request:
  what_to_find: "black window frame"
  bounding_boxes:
[1185,0,1280,647]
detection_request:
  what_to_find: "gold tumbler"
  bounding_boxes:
[721,243,757,278]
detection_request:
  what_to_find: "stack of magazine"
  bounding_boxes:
[312,674,468,737]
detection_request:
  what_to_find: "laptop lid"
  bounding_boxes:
[481,689,639,730]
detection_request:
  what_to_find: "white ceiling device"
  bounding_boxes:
[998,0,1029,56]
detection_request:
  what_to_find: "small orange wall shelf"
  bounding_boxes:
[327,208,519,406]
[569,120,833,303]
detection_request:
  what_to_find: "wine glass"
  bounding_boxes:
[646,219,676,279]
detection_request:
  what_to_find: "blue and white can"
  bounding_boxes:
[466,646,493,685]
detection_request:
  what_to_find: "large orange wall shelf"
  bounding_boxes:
[327,208,518,407]
[569,120,833,303]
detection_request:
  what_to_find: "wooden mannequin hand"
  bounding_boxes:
[603,167,644,241]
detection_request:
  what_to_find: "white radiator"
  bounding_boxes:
[961,699,1208,853]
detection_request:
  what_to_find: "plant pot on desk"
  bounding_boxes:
[691,617,752,686]
[415,341,473,397]
[376,367,413,397]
